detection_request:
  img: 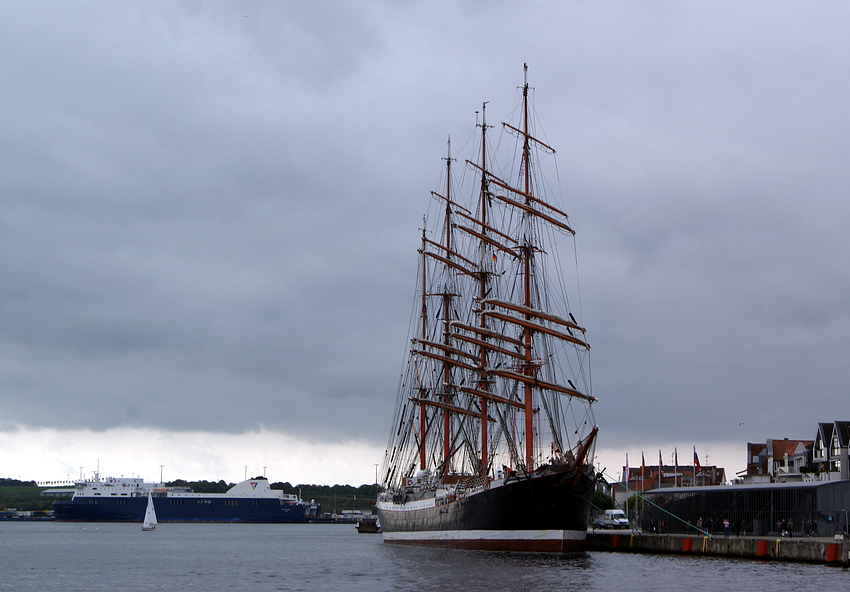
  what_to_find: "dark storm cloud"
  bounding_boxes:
[2,1,849,460]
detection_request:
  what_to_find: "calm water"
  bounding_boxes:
[1,522,845,591]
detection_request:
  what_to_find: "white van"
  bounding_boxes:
[592,509,629,529]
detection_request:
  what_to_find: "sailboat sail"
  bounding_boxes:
[376,65,599,553]
[142,491,157,531]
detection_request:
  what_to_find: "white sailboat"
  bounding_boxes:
[142,491,157,531]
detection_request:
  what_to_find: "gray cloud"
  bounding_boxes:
[2,1,850,465]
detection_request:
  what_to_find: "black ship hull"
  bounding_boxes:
[377,463,596,553]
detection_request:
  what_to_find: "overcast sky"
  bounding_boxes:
[2,1,849,486]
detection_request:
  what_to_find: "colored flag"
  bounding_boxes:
[694,447,701,475]
[658,449,663,481]
[675,447,679,487]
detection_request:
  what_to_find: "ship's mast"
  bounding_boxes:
[476,103,492,479]
[419,222,428,471]
[380,64,597,496]
[441,138,455,476]
[521,64,535,471]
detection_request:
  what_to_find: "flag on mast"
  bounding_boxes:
[658,449,663,485]
[624,453,630,484]
[694,446,701,484]
[674,447,679,487]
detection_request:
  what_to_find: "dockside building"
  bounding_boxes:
[642,478,850,537]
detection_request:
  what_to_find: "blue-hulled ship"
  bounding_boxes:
[53,473,319,523]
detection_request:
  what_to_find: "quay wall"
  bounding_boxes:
[586,532,850,565]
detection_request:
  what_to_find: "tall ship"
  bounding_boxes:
[53,473,319,523]
[376,66,599,553]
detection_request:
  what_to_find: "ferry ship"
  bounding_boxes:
[53,473,318,523]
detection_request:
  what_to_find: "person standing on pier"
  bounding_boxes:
[723,518,730,537]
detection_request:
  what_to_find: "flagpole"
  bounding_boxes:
[623,452,631,518]
[658,449,663,490]
[624,452,630,523]
[694,446,701,487]
[675,447,679,488]
[641,452,645,531]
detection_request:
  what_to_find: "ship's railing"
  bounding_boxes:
[454,475,488,497]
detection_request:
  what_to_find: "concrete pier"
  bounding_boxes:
[586,531,850,565]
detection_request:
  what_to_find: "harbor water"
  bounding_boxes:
[1,522,846,591]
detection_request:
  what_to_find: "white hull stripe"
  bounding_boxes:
[382,529,586,543]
